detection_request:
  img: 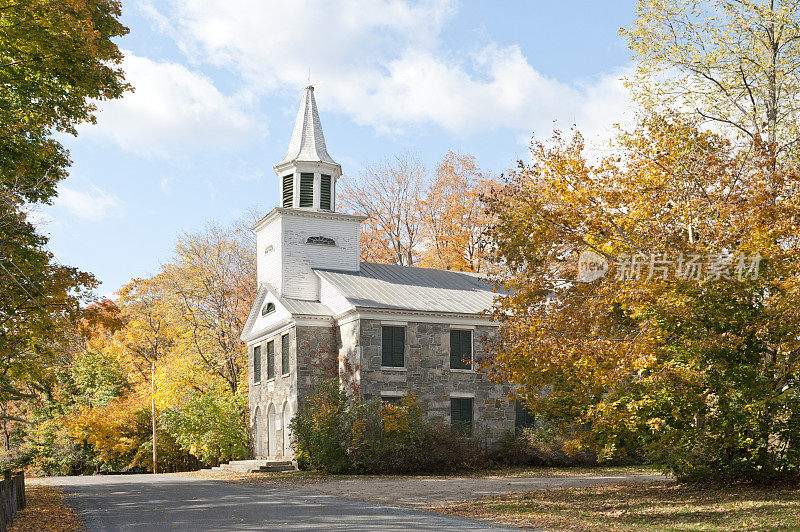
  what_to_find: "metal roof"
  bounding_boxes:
[279,295,333,316]
[315,262,499,315]
[277,85,337,166]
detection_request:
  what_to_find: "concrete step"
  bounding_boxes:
[203,459,297,474]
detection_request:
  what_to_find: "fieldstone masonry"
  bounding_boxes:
[345,319,515,443]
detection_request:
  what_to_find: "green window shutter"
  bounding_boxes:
[320,174,332,210]
[281,334,290,375]
[299,173,314,207]
[382,326,405,367]
[267,340,275,379]
[450,329,472,370]
[253,345,261,383]
[451,398,473,434]
[282,175,293,207]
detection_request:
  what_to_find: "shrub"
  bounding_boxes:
[489,424,638,467]
[291,378,484,474]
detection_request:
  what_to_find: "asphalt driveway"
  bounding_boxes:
[39,474,518,531]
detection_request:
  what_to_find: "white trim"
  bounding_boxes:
[450,391,475,398]
[380,320,408,326]
[252,206,366,232]
[339,309,498,327]
[450,324,476,330]
[450,368,476,374]
[380,391,406,397]
[381,366,407,372]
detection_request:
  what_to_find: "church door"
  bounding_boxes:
[267,404,278,458]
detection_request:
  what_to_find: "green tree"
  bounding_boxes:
[0,0,129,416]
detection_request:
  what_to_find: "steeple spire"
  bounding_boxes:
[274,86,341,212]
[278,85,337,166]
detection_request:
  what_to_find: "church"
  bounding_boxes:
[240,86,518,460]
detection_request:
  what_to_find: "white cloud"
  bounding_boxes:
[53,185,123,222]
[144,0,634,141]
[81,52,261,157]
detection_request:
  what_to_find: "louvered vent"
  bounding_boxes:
[320,174,332,210]
[282,175,293,207]
[299,173,314,207]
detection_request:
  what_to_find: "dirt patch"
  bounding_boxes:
[190,467,669,510]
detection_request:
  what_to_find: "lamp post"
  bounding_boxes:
[151,358,157,474]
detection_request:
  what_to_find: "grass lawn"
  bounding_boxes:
[438,481,800,531]
[10,484,82,532]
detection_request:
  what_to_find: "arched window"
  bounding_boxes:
[261,302,276,316]
[306,236,336,246]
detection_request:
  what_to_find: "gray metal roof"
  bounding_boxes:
[315,262,499,315]
[279,295,333,316]
[278,85,337,165]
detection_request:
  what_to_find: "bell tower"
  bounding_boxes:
[273,85,340,211]
[252,86,364,301]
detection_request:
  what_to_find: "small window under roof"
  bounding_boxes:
[306,236,336,246]
[261,302,276,316]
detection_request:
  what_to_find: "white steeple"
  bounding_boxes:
[252,85,364,301]
[274,85,341,211]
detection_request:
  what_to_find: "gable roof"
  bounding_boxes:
[314,262,499,316]
[240,282,333,342]
[277,85,337,166]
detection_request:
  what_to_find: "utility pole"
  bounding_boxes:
[151,359,157,474]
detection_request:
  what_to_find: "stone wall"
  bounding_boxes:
[295,325,338,409]
[356,319,515,443]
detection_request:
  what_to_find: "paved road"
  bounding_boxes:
[41,474,519,531]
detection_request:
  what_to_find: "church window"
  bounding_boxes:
[451,397,473,435]
[320,174,332,210]
[306,236,336,246]
[515,401,536,432]
[267,340,275,380]
[262,302,275,316]
[450,329,473,370]
[381,325,405,367]
[281,333,290,375]
[282,175,293,207]
[253,345,261,383]
[299,173,314,207]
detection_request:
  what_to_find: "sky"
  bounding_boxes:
[35,0,638,298]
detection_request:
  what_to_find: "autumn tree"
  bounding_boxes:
[624,0,800,155]
[487,116,800,481]
[419,151,497,273]
[340,153,426,266]
[158,223,255,395]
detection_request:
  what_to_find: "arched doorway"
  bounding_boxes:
[253,407,263,458]
[267,404,278,458]
[282,402,292,458]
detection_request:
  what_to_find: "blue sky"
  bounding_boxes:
[36,0,637,297]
